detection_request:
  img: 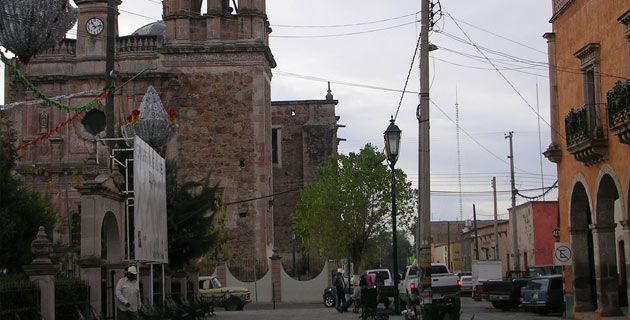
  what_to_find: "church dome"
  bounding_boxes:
[132,21,166,37]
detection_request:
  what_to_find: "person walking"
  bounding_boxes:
[333,268,346,312]
[115,266,141,320]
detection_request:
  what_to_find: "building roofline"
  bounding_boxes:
[272,99,339,106]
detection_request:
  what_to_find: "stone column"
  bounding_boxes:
[269,250,282,303]
[172,273,187,300]
[23,227,60,320]
[569,228,595,312]
[542,32,562,163]
[187,271,199,299]
[591,224,623,317]
[79,257,103,315]
[619,220,630,310]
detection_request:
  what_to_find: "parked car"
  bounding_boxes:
[521,275,564,315]
[460,276,473,295]
[198,276,251,311]
[323,286,336,308]
[456,272,472,279]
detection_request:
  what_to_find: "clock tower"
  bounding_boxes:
[74,0,120,57]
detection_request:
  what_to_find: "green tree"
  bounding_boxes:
[166,161,228,271]
[0,113,56,273]
[293,144,416,272]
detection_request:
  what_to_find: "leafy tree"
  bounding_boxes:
[0,113,56,273]
[368,231,414,275]
[293,144,416,272]
[166,161,228,271]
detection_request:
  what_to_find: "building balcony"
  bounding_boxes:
[565,105,607,165]
[607,79,630,144]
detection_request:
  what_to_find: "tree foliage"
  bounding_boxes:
[166,161,228,271]
[293,144,416,271]
[0,113,56,273]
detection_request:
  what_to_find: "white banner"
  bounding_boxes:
[133,136,168,263]
[553,242,573,266]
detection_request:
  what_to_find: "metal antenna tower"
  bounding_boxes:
[455,88,463,221]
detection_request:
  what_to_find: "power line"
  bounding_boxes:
[394,33,422,121]
[271,11,420,28]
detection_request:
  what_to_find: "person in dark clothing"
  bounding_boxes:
[333,268,346,312]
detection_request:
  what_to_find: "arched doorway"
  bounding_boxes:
[592,174,623,316]
[101,211,122,319]
[570,181,597,311]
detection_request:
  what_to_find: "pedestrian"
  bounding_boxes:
[115,266,141,320]
[333,268,346,312]
[339,275,361,312]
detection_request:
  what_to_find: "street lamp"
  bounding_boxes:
[384,117,402,313]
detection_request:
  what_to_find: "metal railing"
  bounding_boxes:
[565,105,590,148]
[55,277,90,320]
[0,279,40,319]
[607,79,630,129]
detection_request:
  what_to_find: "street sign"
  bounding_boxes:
[552,228,560,241]
[553,242,573,266]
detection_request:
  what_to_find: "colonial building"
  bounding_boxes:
[543,0,630,316]
[461,220,510,275]
[3,0,341,315]
[507,201,559,269]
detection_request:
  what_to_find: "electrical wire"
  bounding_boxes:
[394,33,421,121]
[271,11,421,28]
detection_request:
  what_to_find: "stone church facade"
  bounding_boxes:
[4,0,340,267]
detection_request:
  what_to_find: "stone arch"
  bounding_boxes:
[592,169,623,316]
[100,211,122,263]
[569,177,597,312]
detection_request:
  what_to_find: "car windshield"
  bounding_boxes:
[212,278,222,289]
[407,266,418,276]
[526,278,549,290]
[370,271,390,280]
[461,276,472,282]
[431,265,448,274]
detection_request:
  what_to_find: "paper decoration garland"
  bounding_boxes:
[0,51,112,111]
[16,110,84,150]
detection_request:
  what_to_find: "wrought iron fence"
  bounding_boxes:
[565,105,589,148]
[227,257,269,282]
[0,278,40,320]
[607,79,630,129]
[281,255,327,280]
[55,277,90,320]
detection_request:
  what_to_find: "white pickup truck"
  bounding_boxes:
[399,263,461,308]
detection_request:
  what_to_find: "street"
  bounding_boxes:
[212,297,565,320]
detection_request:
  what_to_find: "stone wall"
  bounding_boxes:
[271,98,339,255]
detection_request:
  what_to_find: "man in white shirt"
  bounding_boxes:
[115,266,141,320]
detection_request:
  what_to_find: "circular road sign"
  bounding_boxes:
[554,244,572,263]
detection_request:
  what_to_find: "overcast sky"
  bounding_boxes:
[6,0,560,223]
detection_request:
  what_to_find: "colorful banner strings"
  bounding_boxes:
[0,51,112,112]
[16,110,85,150]
[0,52,114,151]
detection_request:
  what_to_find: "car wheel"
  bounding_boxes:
[225,298,240,311]
[324,293,335,308]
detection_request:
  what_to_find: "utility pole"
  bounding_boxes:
[105,0,116,149]
[417,0,432,291]
[505,131,520,270]
[492,177,499,259]
[473,204,479,260]
[447,221,451,270]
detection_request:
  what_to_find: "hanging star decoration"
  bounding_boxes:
[0,0,78,63]
[121,86,178,148]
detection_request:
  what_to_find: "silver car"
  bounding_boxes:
[460,275,473,295]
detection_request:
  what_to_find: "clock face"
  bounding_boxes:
[86,17,104,36]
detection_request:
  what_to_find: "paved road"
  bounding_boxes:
[212,296,566,320]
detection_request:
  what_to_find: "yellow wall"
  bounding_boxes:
[552,0,630,292]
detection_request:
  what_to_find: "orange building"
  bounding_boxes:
[544,0,630,317]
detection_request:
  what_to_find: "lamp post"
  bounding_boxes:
[384,117,402,313]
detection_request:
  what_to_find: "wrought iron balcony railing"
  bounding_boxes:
[607,79,630,144]
[565,105,607,165]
